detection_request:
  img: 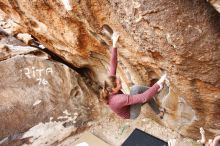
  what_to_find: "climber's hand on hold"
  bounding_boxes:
[197,127,206,144]
[157,74,167,91]
[111,31,120,48]
[200,127,205,135]
[200,127,206,144]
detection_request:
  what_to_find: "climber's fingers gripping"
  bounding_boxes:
[157,74,167,91]
[112,32,120,48]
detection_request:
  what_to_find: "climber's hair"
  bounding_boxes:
[100,76,117,104]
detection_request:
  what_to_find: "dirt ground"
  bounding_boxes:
[60,111,196,146]
[0,105,199,146]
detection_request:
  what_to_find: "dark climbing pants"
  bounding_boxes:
[129,85,160,119]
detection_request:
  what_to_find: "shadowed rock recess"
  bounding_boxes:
[0,0,219,142]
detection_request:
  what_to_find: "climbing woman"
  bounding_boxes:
[100,29,166,119]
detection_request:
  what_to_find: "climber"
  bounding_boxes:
[197,127,220,146]
[100,29,166,119]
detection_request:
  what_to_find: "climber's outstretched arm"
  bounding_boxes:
[109,32,119,76]
[212,135,220,146]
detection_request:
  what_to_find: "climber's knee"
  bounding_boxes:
[130,85,149,95]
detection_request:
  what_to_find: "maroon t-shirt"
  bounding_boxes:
[108,47,160,119]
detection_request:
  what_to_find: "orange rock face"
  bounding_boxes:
[0,0,220,140]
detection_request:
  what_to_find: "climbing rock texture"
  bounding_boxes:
[0,35,99,139]
[209,0,220,12]
[0,0,219,140]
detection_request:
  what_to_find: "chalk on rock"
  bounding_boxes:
[16,33,33,44]
[39,44,45,49]
[61,0,73,11]
[165,78,170,86]
[76,142,89,146]
[50,117,53,122]
[33,100,42,106]
[63,109,71,116]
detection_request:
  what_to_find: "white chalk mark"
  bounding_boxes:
[165,78,170,86]
[16,33,33,44]
[33,100,42,106]
[61,0,72,11]
[42,78,48,85]
[37,78,41,85]
[37,78,48,85]
[50,117,53,121]
[21,121,76,146]
[76,142,89,146]
[32,67,36,78]
[24,68,31,79]
[46,68,53,75]
[39,44,45,49]
[22,67,52,85]
[58,116,69,120]
[166,33,177,49]
[63,110,71,116]
[36,69,44,77]
[135,16,142,23]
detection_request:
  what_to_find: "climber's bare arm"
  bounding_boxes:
[212,135,220,146]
